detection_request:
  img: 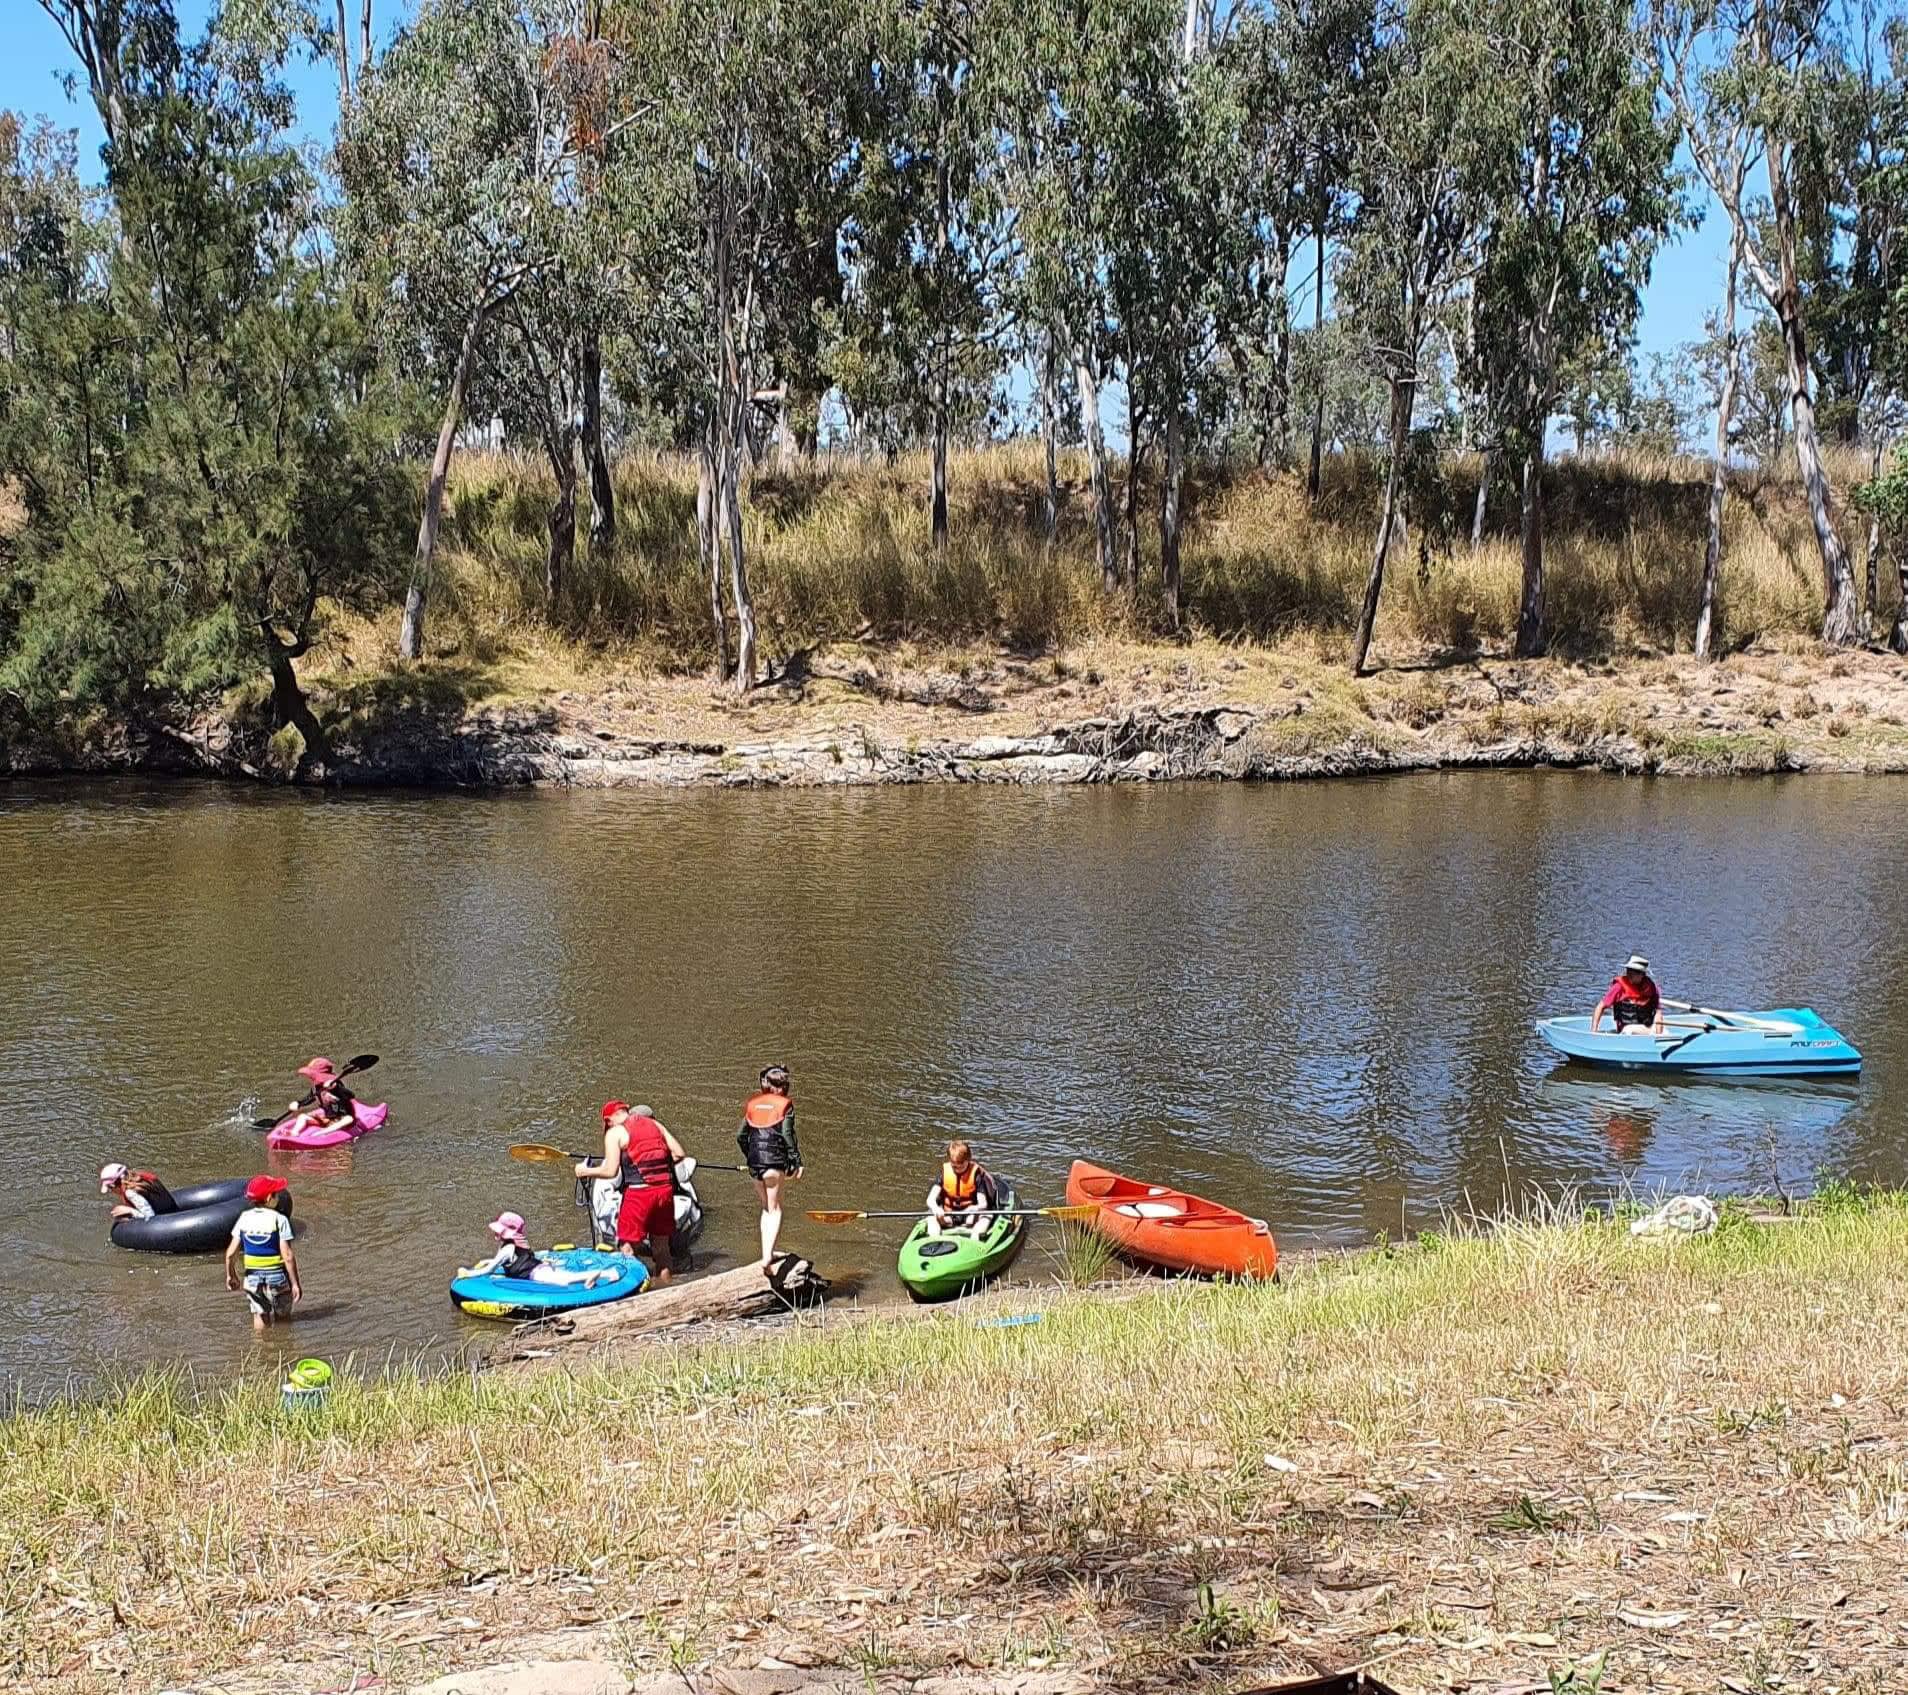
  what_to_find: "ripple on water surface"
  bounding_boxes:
[0,773,1899,1388]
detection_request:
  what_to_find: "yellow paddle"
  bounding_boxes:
[509,1143,590,1163]
[807,1203,1100,1224]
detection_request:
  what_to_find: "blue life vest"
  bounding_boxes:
[239,1215,286,1273]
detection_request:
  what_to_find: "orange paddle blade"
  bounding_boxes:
[508,1143,582,1164]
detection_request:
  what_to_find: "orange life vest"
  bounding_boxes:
[744,1092,790,1130]
[941,1162,979,1207]
[739,1091,798,1175]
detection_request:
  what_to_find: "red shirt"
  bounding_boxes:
[1599,974,1659,1016]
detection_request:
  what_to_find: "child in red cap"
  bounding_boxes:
[224,1176,300,1330]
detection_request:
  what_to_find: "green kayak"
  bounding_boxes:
[896,1183,1025,1302]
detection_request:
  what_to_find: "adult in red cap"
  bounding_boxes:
[576,1101,690,1284]
[224,1175,300,1330]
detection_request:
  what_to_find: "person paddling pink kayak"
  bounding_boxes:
[264,1054,390,1149]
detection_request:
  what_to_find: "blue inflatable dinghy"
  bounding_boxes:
[1535,1006,1860,1077]
[449,1247,647,1321]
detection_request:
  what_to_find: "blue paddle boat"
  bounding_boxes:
[1535,1005,1860,1077]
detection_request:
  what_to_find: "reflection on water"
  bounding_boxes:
[1,773,1903,1389]
[1534,1072,1863,1188]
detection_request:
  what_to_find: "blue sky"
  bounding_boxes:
[4,0,1731,368]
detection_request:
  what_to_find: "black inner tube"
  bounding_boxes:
[110,1179,294,1255]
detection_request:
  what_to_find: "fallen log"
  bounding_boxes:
[492,1254,831,1360]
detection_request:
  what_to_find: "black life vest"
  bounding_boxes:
[738,1092,796,1173]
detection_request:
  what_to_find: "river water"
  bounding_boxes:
[2,774,1901,1392]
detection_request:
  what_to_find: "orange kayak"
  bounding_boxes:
[1065,1159,1278,1280]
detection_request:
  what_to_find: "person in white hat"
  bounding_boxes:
[1590,954,1665,1036]
[99,1162,175,1222]
[459,1211,620,1289]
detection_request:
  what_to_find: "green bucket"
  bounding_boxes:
[282,1357,334,1411]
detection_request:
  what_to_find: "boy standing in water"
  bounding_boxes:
[224,1175,301,1330]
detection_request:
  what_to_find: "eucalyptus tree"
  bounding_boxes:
[339,0,647,657]
[1227,0,1374,481]
[990,0,1159,591]
[1654,0,1868,644]
[1115,14,1252,622]
[1340,0,1492,676]
[830,0,1011,547]
[1803,6,1907,627]
[1465,0,1681,659]
[1697,218,1747,659]
[614,0,870,689]
[1857,434,1907,650]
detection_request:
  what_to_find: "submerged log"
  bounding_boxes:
[493,1254,831,1359]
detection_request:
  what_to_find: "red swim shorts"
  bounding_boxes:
[616,1183,675,1248]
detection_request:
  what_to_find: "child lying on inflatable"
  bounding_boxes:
[460,1212,623,1289]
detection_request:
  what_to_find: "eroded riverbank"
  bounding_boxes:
[7,1196,1905,1695]
[9,641,1908,788]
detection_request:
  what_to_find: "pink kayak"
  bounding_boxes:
[267,1098,389,1150]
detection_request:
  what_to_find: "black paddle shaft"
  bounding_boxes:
[252,1053,380,1128]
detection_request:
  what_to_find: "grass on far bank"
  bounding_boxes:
[6,1189,1907,1694]
[380,439,1896,677]
[275,441,1908,780]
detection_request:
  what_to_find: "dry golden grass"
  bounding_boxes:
[6,1193,1906,1693]
[394,444,1901,679]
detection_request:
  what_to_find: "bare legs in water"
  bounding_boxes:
[752,1168,801,1271]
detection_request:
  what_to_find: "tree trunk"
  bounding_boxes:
[1894,542,1907,656]
[712,208,756,692]
[1350,376,1411,675]
[360,0,372,65]
[930,406,949,548]
[697,437,728,679]
[398,301,487,660]
[1040,332,1059,545]
[1122,417,1145,594]
[582,333,615,555]
[1306,224,1327,504]
[260,624,330,770]
[332,0,351,101]
[1470,450,1491,549]
[775,394,795,470]
[1695,229,1742,663]
[1268,317,1291,469]
[1765,148,1859,644]
[1075,342,1118,591]
[931,145,951,550]
[1160,409,1184,629]
[492,1256,830,1356]
[1864,436,1883,633]
[721,438,755,692]
[1514,447,1546,657]
[546,454,576,609]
